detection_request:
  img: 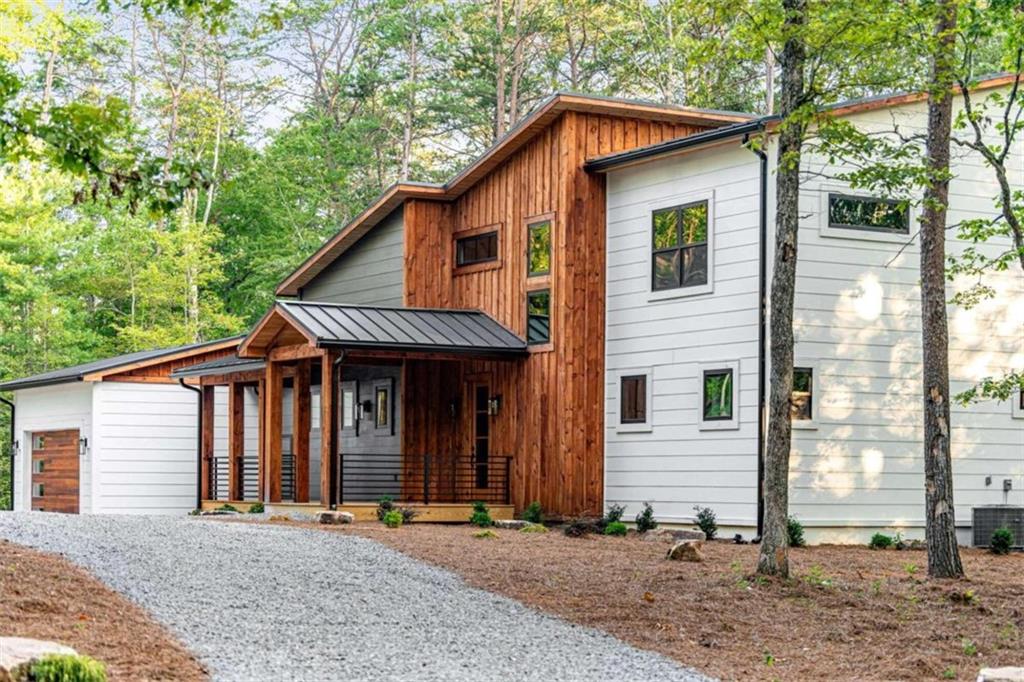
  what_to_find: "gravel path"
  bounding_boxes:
[0,513,708,682]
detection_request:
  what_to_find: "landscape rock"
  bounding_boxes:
[493,519,530,529]
[641,528,706,543]
[317,511,354,525]
[666,540,704,562]
[0,637,77,679]
[978,668,1024,682]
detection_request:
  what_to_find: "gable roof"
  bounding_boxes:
[0,336,243,392]
[276,92,753,296]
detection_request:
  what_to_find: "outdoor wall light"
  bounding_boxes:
[487,395,502,416]
[361,399,373,419]
[78,437,89,457]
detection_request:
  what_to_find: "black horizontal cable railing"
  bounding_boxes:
[210,456,260,502]
[339,453,511,505]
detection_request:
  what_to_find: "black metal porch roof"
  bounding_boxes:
[170,354,266,379]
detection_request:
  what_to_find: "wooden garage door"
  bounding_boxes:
[31,429,80,514]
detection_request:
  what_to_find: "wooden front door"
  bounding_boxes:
[31,429,80,513]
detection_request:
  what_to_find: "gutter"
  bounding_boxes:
[1,395,13,511]
[743,123,770,540]
[179,379,204,511]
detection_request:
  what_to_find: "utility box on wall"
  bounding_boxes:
[972,506,1024,548]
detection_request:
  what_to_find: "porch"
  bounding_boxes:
[172,301,527,516]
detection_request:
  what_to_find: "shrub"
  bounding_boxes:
[635,502,658,533]
[990,527,1014,555]
[563,516,601,537]
[787,516,806,548]
[469,501,493,527]
[869,532,893,550]
[30,654,107,682]
[474,529,498,539]
[603,521,628,536]
[603,503,626,525]
[216,504,239,513]
[382,510,403,528]
[693,505,718,540]
[247,502,265,514]
[399,506,419,523]
[520,523,548,534]
[523,501,544,524]
[376,495,396,521]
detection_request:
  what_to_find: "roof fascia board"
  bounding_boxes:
[237,303,319,359]
[79,337,241,382]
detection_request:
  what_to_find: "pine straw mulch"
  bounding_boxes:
[292,521,1024,681]
[0,539,207,681]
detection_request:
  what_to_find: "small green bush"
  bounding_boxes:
[216,504,239,513]
[990,527,1014,555]
[603,503,626,525]
[30,654,107,682]
[693,505,717,540]
[382,510,403,528]
[247,502,265,514]
[474,529,498,539]
[635,502,658,533]
[469,501,493,527]
[787,516,806,548]
[520,523,549,533]
[869,532,893,550]
[603,521,628,536]
[563,516,601,537]
[376,495,396,521]
[523,501,544,524]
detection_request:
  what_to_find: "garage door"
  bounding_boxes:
[31,429,80,513]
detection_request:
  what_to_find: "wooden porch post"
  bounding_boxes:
[257,377,266,501]
[227,382,245,501]
[293,359,311,503]
[201,385,215,500]
[320,351,337,508]
[264,360,283,503]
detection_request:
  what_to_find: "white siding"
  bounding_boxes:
[604,143,763,527]
[12,383,94,513]
[91,382,198,514]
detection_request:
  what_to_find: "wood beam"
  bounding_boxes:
[292,359,311,503]
[320,352,337,508]
[201,386,215,500]
[264,361,283,503]
[227,382,245,501]
[269,343,322,362]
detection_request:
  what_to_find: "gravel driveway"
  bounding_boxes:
[0,513,707,682]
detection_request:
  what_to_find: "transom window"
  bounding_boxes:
[828,194,909,234]
[527,220,551,276]
[456,231,498,266]
[620,375,647,424]
[792,367,813,421]
[702,369,733,421]
[526,289,551,345]
[342,386,356,430]
[652,201,709,291]
[375,387,389,428]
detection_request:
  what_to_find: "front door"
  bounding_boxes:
[31,429,80,513]
[472,385,490,489]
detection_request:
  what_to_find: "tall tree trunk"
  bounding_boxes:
[921,0,964,580]
[757,0,807,579]
[494,0,506,141]
[401,10,418,181]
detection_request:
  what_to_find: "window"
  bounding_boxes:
[456,231,498,266]
[33,483,44,498]
[526,289,551,345]
[1013,388,1024,419]
[652,201,708,291]
[375,387,389,428]
[527,219,551,276]
[342,386,355,430]
[828,194,909,234]
[792,367,813,422]
[32,460,44,474]
[703,369,733,421]
[620,375,647,424]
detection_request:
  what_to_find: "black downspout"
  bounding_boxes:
[1,395,14,511]
[179,379,203,511]
[745,127,769,540]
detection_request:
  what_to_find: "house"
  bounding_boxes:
[1,337,240,514]
[590,76,1024,543]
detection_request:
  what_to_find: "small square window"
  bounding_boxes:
[702,369,733,421]
[33,483,44,498]
[526,289,551,345]
[620,375,647,424]
[792,368,813,421]
[456,231,498,266]
[33,435,45,450]
[527,220,551,276]
[33,460,45,474]
[375,387,389,428]
[828,194,909,234]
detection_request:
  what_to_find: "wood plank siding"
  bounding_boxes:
[402,113,707,516]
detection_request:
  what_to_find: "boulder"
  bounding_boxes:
[666,540,705,562]
[493,519,531,529]
[641,528,706,543]
[0,637,77,680]
[316,511,354,525]
[979,668,1024,682]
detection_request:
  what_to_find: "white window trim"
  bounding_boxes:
[615,368,654,433]
[818,185,917,244]
[646,190,715,302]
[1012,389,1024,420]
[699,361,740,431]
[791,362,819,430]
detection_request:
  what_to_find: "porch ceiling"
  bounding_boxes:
[239,301,527,359]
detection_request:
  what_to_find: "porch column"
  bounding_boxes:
[292,359,311,503]
[320,351,338,508]
[263,360,284,503]
[227,382,245,501]
[201,385,215,500]
[257,377,266,500]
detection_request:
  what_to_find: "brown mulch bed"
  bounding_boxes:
[292,521,1023,681]
[0,540,207,681]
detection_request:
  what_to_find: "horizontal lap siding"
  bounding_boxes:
[604,144,762,526]
[789,97,1024,537]
[93,382,198,514]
